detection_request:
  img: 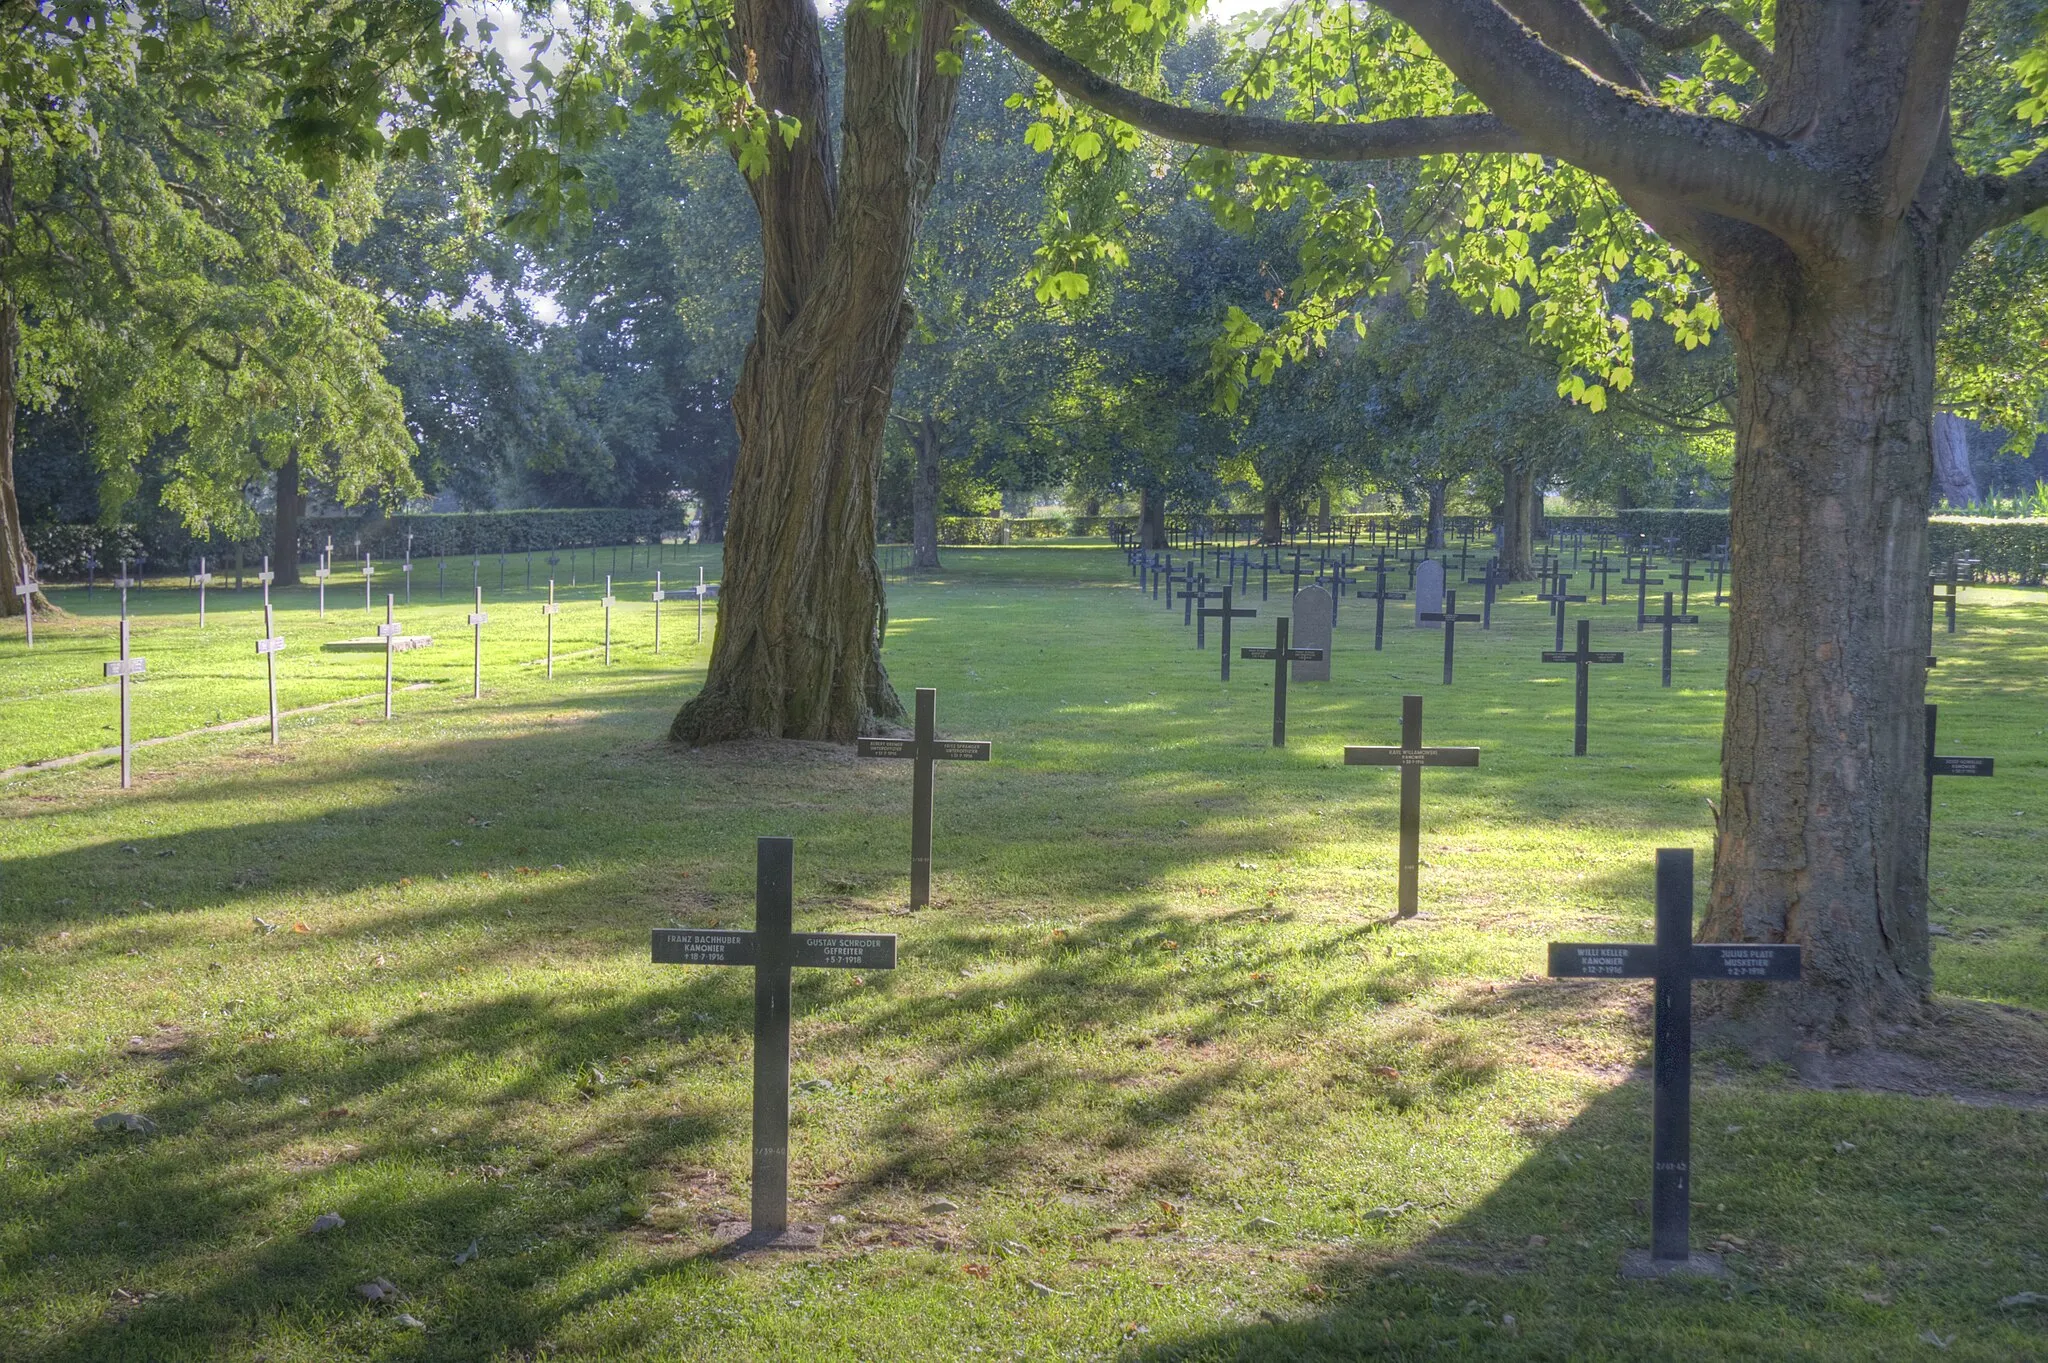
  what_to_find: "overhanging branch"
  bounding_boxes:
[1604,0,1772,77]
[952,0,1532,159]
[1975,154,2048,234]
[1877,0,1969,218]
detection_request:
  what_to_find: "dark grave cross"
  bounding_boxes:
[541,580,560,679]
[1540,573,1587,652]
[190,556,214,628]
[1634,561,1666,631]
[85,552,97,598]
[1541,619,1624,756]
[651,837,897,1251]
[103,618,148,789]
[378,594,404,720]
[1548,848,1801,1278]
[1674,558,1699,615]
[468,587,489,699]
[1924,703,1993,856]
[1183,577,1226,645]
[1594,552,1614,605]
[1644,593,1699,687]
[1418,589,1481,685]
[1713,551,1728,607]
[256,599,286,745]
[1169,564,1199,619]
[855,687,991,911]
[1930,571,1958,636]
[1464,556,1505,629]
[1240,616,1323,745]
[1343,694,1480,918]
[13,571,39,646]
[1199,585,1257,678]
[439,555,446,597]
[1359,556,1407,650]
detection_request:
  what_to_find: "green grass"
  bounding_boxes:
[3,544,2046,1362]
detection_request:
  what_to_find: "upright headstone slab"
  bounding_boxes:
[103,619,147,789]
[1412,558,1446,628]
[1548,849,1801,1277]
[1343,695,1479,918]
[1290,586,1333,681]
[855,687,992,910]
[651,837,897,1251]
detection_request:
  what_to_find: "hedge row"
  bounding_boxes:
[23,523,148,577]
[1928,517,2048,581]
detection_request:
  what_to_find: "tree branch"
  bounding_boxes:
[951,0,1532,158]
[1494,0,1646,91]
[1604,0,1772,77]
[1974,153,2048,235]
[1877,0,1969,218]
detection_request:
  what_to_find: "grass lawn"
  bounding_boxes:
[3,543,2046,1362]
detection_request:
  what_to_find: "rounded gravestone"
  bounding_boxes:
[1291,585,1333,681]
[1413,559,1446,628]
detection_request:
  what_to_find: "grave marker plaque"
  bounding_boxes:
[1240,617,1324,746]
[855,687,991,910]
[1412,558,1446,628]
[1548,849,1801,1277]
[1541,619,1624,755]
[651,837,897,1250]
[541,580,560,678]
[103,618,147,789]
[1290,586,1333,681]
[1343,695,1479,918]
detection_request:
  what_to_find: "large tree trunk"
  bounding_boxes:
[1138,486,1167,550]
[0,150,37,619]
[1931,412,1976,509]
[1260,492,1282,544]
[910,413,942,571]
[1424,479,1447,549]
[273,450,304,586]
[670,0,959,743]
[1497,463,1536,579]
[1699,233,1953,1041]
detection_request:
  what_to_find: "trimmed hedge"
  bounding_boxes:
[297,510,676,559]
[24,523,147,578]
[1928,517,2048,582]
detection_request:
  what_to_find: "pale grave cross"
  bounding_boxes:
[1343,694,1479,918]
[855,687,991,910]
[256,600,286,745]
[603,575,616,665]
[190,556,214,628]
[103,618,148,789]
[541,580,560,678]
[1541,619,1625,756]
[468,587,489,699]
[314,543,332,618]
[379,594,403,719]
[692,568,719,643]
[13,571,39,647]
[1548,849,1800,1278]
[651,571,668,652]
[650,837,896,1251]
[112,559,138,620]
[362,555,376,613]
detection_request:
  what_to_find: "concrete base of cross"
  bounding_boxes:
[1620,1248,1728,1280]
[711,1220,824,1256]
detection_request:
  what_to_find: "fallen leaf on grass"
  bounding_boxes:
[453,1239,480,1266]
[962,1263,991,1280]
[292,922,310,934]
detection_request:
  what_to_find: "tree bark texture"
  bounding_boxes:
[272,451,304,587]
[1424,480,1447,549]
[910,413,942,571]
[1696,221,1962,1037]
[1260,492,1282,544]
[0,148,36,619]
[1930,412,1976,509]
[1497,463,1536,580]
[1138,486,1167,549]
[670,0,961,744]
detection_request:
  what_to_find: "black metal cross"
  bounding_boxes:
[1548,848,1801,1278]
[856,687,991,910]
[1240,617,1323,746]
[1643,592,1699,687]
[1674,558,1699,615]
[1633,560,1666,631]
[1463,556,1504,629]
[1541,619,1624,756]
[1199,585,1258,678]
[1343,695,1480,918]
[1930,568,1958,635]
[1183,577,1227,645]
[1539,573,1587,652]
[651,836,896,1251]
[1924,702,1993,857]
[1358,554,1408,650]
[1418,589,1481,685]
